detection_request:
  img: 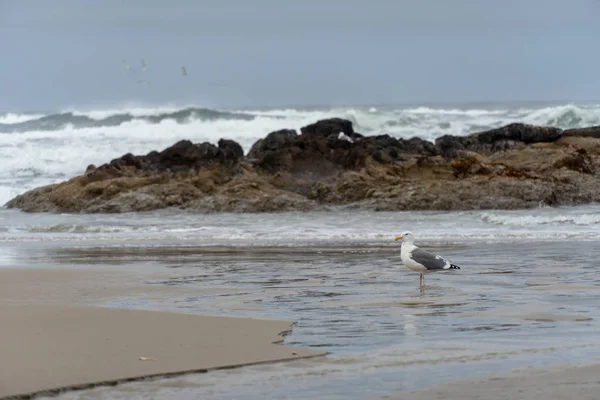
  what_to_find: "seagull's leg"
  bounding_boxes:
[420,273,424,286]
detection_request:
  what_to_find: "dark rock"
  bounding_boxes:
[372,134,397,148]
[248,129,298,158]
[435,135,473,158]
[300,118,354,138]
[83,139,245,182]
[156,140,221,171]
[436,123,563,157]
[476,123,562,145]
[404,137,438,156]
[248,121,433,174]
[84,164,96,175]
[372,150,391,163]
[356,135,437,163]
[218,139,244,160]
[119,152,144,168]
[563,126,600,138]
[247,129,299,172]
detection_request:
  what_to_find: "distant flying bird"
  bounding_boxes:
[121,59,136,72]
[141,59,147,71]
[181,66,188,77]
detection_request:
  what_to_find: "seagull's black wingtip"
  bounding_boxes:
[449,264,461,270]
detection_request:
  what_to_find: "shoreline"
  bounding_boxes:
[0,268,326,400]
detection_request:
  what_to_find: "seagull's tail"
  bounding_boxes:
[448,264,460,270]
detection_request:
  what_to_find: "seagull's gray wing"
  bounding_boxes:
[409,247,452,270]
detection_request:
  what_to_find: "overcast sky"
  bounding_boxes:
[1,0,599,112]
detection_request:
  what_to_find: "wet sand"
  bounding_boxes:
[380,362,600,400]
[0,268,325,400]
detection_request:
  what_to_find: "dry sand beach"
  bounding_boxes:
[0,268,325,399]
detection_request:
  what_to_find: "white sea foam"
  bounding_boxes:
[2,206,600,244]
[0,113,45,124]
[481,212,600,227]
[65,105,189,120]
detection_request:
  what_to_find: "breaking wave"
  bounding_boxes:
[2,102,600,135]
[481,212,600,227]
[0,107,254,134]
[2,206,600,244]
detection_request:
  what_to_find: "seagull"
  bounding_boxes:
[338,132,354,143]
[181,66,188,77]
[394,231,460,287]
[141,59,147,71]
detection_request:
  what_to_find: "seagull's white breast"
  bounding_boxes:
[400,243,428,272]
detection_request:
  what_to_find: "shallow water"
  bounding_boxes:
[2,206,600,399]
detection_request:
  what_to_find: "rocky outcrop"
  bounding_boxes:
[564,126,600,139]
[5,119,600,213]
[86,138,243,181]
[436,123,563,157]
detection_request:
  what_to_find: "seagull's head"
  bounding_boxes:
[394,231,415,243]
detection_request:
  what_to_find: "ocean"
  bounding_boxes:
[2,103,600,399]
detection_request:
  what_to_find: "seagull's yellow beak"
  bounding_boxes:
[394,235,403,241]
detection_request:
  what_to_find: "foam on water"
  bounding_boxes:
[1,103,600,205]
[66,105,187,120]
[0,113,45,124]
[481,213,600,227]
[1,205,600,245]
